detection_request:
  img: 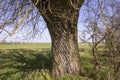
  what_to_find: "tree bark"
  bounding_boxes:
[33,0,84,78]
[48,22,81,78]
[114,62,120,80]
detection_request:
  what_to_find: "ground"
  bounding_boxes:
[0,43,114,80]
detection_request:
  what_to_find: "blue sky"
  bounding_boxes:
[1,0,119,43]
[0,3,86,43]
[0,17,85,43]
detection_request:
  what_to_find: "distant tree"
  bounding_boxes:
[0,39,7,43]
[80,0,120,79]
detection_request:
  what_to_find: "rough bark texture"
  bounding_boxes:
[33,0,84,78]
[114,62,120,80]
[48,23,81,78]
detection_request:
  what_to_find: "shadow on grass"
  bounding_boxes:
[0,49,52,80]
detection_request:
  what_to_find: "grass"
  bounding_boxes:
[0,43,114,80]
[0,43,91,50]
[0,49,92,80]
[0,49,52,80]
[0,43,51,50]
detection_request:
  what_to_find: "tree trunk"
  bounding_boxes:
[48,22,81,78]
[92,47,99,71]
[114,62,120,80]
[34,0,84,78]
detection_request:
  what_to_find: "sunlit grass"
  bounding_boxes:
[0,43,51,50]
[0,43,113,80]
[0,49,52,80]
[0,49,94,80]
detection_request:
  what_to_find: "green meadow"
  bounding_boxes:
[0,43,91,50]
[0,43,113,80]
[0,43,51,50]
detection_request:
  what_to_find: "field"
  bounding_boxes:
[0,43,113,80]
[0,43,51,50]
[0,43,92,49]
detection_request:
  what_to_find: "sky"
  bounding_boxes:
[1,0,119,43]
[0,17,85,43]
[0,2,86,43]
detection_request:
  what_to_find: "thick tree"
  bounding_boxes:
[32,0,84,78]
[0,0,84,78]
